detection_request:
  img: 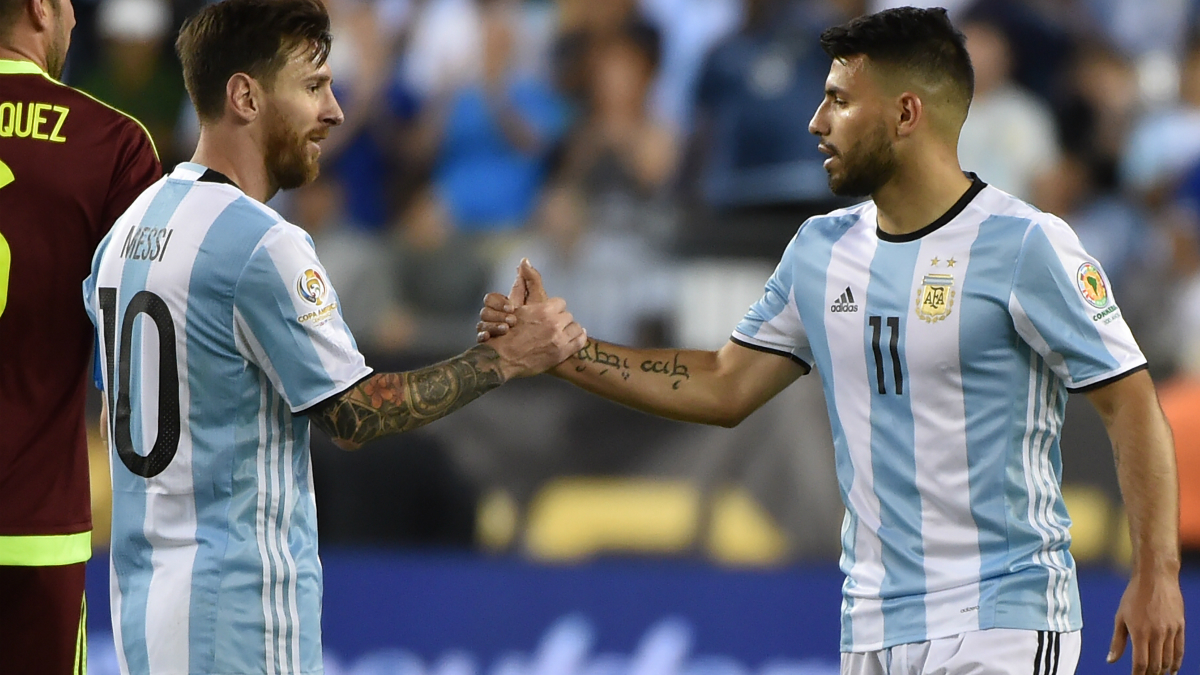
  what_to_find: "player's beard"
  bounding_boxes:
[263,106,319,192]
[825,121,899,198]
[44,0,70,80]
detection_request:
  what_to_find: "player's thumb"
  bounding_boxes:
[508,267,528,309]
[520,258,549,303]
[1108,618,1128,663]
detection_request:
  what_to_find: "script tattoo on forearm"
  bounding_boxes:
[571,340,691,389]
[310,345,505,445]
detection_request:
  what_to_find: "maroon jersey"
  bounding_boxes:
[0,59,161,538]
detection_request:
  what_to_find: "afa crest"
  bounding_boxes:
[915,273,955,323]
[296,268,328,306]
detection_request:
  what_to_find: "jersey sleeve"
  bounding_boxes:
[1009,219,1147,391]
[100,120,162,237]
[731,235,813,370]
[232,224,373,412]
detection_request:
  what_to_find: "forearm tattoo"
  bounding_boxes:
[570,340,691,390]
[310,345,505,445]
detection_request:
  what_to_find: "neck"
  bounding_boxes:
[0,43,48,72]
[872,148,973,236]
[191,124,275,203]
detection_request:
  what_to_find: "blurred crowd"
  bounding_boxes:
[68,0,1200,562]
[62,0,1200,367]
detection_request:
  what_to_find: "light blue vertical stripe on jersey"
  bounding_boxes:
[958,215,1031,627]
[1012,226,1122,383]
[185,198,278,673]
[785,215,858,643]
[110,180,194,675]
[863,241,924,645]
[235,243,340,409]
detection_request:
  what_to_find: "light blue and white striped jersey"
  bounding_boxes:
[83,162,372,675]
[734,177,1145,653]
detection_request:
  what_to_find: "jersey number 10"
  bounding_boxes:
[98,287,181,478]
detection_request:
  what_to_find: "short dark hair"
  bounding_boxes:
[176,0,332,122]
[820,7,974,107]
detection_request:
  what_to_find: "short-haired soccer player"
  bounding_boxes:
[482,8,1184,675]
[83,0,584,672]
[0,0,161,669]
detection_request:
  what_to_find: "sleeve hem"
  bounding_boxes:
[1066,362,1148,393]
[292,367,375,416]
[729,336,812,373]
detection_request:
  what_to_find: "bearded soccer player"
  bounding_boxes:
[481,8,1184,675]
[82,0,584,672]
[0,0,161,668]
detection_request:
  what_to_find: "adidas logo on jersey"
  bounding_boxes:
[831,287,859,313]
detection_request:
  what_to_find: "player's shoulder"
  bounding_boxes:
[795,200,874,240]
[32,74,157,150]
[972,183,1074,245]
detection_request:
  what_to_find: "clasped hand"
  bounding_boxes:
[480,259,585,380]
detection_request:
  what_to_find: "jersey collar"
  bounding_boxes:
[875,173,988,243]
[0,59,47,76]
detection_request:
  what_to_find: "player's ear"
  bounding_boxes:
[895,91,923,138]
[27,0,54,32]
[226,73,261,124]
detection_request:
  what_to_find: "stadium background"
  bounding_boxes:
[65,0,1200,671]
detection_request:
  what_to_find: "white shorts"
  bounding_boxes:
[841,628,1081,675]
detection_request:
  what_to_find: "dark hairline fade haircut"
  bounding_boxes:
[176,0,332,123]
[819,7,974,113]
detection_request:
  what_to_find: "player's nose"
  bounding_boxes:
[323,94,345,127]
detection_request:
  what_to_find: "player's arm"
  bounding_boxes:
[308,345,504,449]
[311,297,586,450]
[549,337,804,427]
[1087,370,1185,675]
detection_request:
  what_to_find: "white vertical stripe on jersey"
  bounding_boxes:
[907,230,981,631]
[279,401,303,670]
[254,373,278,675]
[823,224,886,647]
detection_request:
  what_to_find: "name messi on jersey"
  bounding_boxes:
[0,101,68,142]
[120,226,174,262]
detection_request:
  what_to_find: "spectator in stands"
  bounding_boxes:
[1122,38,1200,207]
[958,18,1060,201]
[678,0,846,258]
[560,26,677,239]
[492,183,677,346]
[317,0,416,232]
[552,0,644,109]
[409,0,568,234]
[79,0,186,166]
[390,187,495,352]
[637,0,740,131]
[1054,41,1141,193]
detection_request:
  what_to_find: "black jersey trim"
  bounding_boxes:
[729,337,812,373]
[198,168,241,189]
[876,173,987,243]
[294,371,375,417]
[1066,363,1148,394]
